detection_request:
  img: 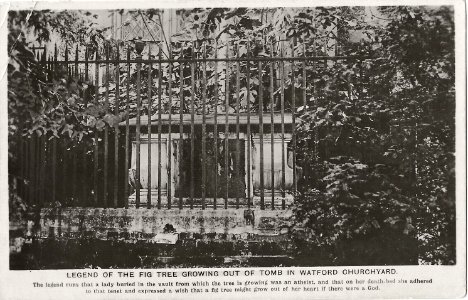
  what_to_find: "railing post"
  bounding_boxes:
[258,59,265,210]
[235,41,241,209]
[291,42,297,196]
[93,49,100,206]
[178,43,184,210]
[201,42,207,210]
[224,41,230,209]
[280,40,286,209]
[135,40,144,209]
[147,46,152,209]
[269,39,275,210]
[114,45,120,208]
[103,44,110,208]
[189,40,195,209]
[157,44,163,209]
[246,40,252,208]
[167,42,173,210]
[213,41,219,209]
[124,47,131,209]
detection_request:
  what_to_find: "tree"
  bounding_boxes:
[8,10,109,214]
[293,6,455,264]
[9,7,455,264]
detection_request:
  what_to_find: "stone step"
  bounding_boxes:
[139,255,294,267]
[128,191,294,208]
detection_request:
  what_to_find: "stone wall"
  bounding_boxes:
[10,207,300,269]
[38,207,294,241]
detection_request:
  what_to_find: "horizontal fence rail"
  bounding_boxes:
[43,55,369,64]
[14,39,367,210]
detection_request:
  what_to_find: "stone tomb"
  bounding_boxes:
[122,113,296,208]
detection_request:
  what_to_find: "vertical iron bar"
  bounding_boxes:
[17,133,21,199]
[74,46,80,205]
[124,48,131,209]
[37,134,46,205]
[280,41,286,209]
[34,135,39,204]
[189,41,195,209]
[246,40,251,208]
[167,43,173,209]
[58,141,63,238]
[25,136,29,202]
[291,42,297,195]
[22,135,27,201]
[258,60,264,210]
[72,144,77,205]
[114,45,120,208]
[52,137,57,204]
[19,134,23,200]
[136,49,142,208]
[41,45,47,78]
[157,46,163,209]
[62,140,67,203]
[18,133,23,201]
[64,46,69,79]
[25,136,30,203]
[213,42,219,209]
[179,44,184,210]
[82,141,88,205]
[359,59,363,98]
[94,50,99,206]
[85,47,89,80]
[46,55,50,81]
[41,135,50,204]
[46,138,51,202]
[54,44,58,76]
[74,45,79,79]
[22,136,26,202]
[348,62,353,101]
[29,135,36,204]
[201,42,207,209]
[40,134,45,205]
[147,47,153,209]
[103,45,110,207]
[235,42,240,209]
[84,48,89,107]
[269,40,275,210]
[35,135,41,204]
[53,46,58,204]
[224,41,230,209]
[36,135,41,204]
[81,48,89,205]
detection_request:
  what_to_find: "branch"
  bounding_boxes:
[138,11,169,59]
[155,12,172,57]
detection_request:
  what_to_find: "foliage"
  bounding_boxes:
[8,7,456,265]
[8,10,113,221]
[294,6,455,264]
[295,158,415,243]
[8,10,112,143]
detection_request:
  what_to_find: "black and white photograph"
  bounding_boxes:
[7,4,459,274]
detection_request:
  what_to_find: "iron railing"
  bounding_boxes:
[13,39,366,210]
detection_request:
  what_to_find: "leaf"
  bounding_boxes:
[95,119,105,130]
[238,45,247,57]
[371,220,380,229]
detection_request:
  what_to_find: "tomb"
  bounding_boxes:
[123,113,296,208]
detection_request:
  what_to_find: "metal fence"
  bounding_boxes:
[13,39,365,210]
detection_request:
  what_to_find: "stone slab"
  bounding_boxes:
[38,207,294,240]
